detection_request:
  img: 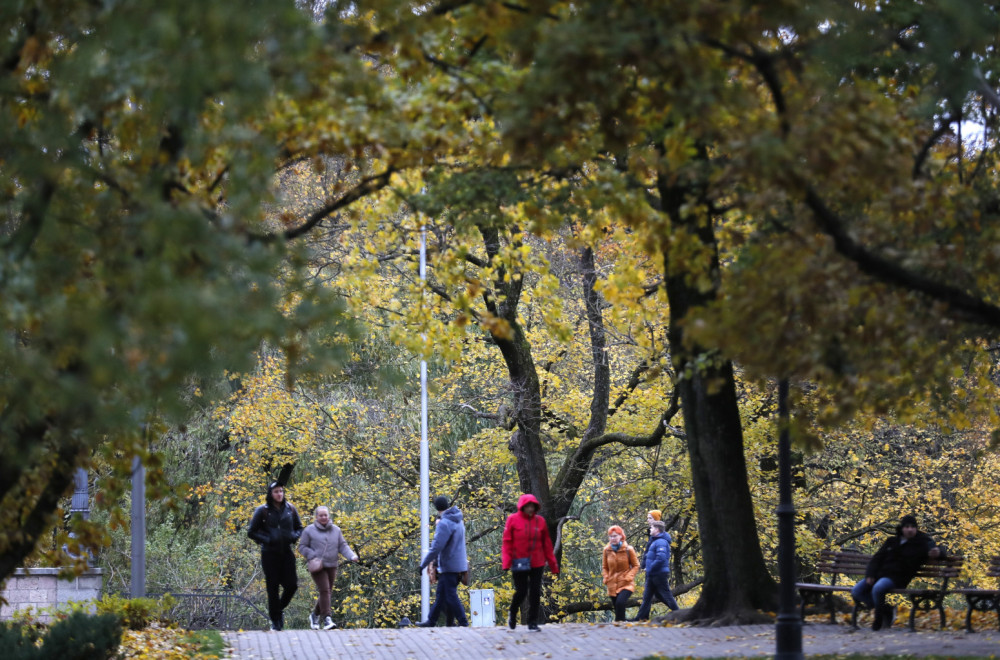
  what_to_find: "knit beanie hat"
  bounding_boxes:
[433,496,451,512]
[900,514,918,528]
[607,525,626,541]
[648,510,662,521]
[266,481,284,505]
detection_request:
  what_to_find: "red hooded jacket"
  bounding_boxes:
[501,494,559,573]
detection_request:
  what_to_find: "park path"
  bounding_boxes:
[225,622,1000,659]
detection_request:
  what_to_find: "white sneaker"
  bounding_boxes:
[323,616,336,630]
[309,612,320,630]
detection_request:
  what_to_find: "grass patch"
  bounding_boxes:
[182,630,227,658]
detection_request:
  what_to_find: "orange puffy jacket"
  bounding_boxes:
[602,543,639,597]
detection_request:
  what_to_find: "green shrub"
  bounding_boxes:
[0,620,39,660]
[94,593,175,630]
[42,612,121,660]
[0,612,121,660]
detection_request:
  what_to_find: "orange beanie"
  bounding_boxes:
[648,510,662,521]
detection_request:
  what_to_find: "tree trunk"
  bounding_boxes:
[478,225,551,511]
[479,228,680,550]
[0,433,82,584]
[659,171,778,621]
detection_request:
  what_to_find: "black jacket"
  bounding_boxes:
[248,501,303,554]
[866,529,937,588]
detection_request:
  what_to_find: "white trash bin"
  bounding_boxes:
[469,588,495,627]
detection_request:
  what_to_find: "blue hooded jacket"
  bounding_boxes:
[646,532,672,576]
[420,506,469,573]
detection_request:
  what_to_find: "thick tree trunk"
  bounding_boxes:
[494,323,550,505]
[478,225,551,511]
[478,229,678,556]
[659,172,778,621]
[549,247,609,521]
[0,433,82,584]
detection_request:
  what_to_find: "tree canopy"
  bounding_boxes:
[6,0,1000,628]
[0,0,358,578]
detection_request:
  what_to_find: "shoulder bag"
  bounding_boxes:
[511,518,536,573]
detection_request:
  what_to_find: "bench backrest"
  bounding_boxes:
[988,554,1000,579]
[813,549,963,586]
[812,549,868,586]
[912,555,964,579]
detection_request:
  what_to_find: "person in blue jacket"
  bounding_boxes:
[633,519,679,621]
[417,496,469,627]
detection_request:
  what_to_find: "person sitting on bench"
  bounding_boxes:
[851,514,941,630]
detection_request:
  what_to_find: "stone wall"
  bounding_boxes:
[0,567,104,622]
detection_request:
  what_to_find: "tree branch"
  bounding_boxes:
[252,167,394,243]
[608,357,652,417]
[580,246,611,443]
[467,524,502,544]
[913,114,956,179]
[551,392,681,517]
[550,578,703,619]
[0,442,83,581]
[584,389,681,454]
[802,186,1000,329]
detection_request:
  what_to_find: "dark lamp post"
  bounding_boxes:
[775,378,803,660]
[131,456,146,598]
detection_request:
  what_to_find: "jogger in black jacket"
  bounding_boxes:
[248,481,303,631]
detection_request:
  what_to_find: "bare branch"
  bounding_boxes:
[252,168,394,243]
[550,578,703,619]
[802,187,1000,329]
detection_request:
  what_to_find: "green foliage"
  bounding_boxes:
[0,0,359,580]
[0,612,122,660]
[11,0,1000,625]
[94,594,176,631]
[0,621,40,659]
[181,630,227,658]
[39,612,122,660]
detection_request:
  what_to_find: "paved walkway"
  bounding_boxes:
[225,623,1000,658]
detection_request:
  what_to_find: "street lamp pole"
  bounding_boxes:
[775,378,803,660]
[130,455,146,598]
[419,224,430,621]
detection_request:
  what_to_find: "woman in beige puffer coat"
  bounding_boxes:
[298,506,358,630]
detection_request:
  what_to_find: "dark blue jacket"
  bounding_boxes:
[646,532,672,576]
[420,506,469,573]
[640,531,672,571]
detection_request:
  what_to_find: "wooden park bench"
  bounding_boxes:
[796,549,963,631]
[952,554,1000,632]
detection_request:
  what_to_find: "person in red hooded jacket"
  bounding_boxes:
[501,493,559,631]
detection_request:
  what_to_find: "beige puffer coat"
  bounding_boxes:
[298,522,357,568]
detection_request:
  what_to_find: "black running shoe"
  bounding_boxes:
[872,606,884,631]
[884,605,897,629]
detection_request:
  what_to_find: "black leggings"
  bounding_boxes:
[261,550,298,623]
[510,566,544,625]
[610,589,632,621]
